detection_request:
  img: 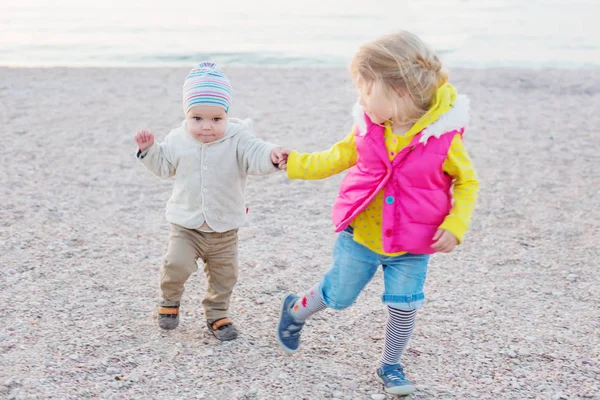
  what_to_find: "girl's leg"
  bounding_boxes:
[376,253,429,395]
[290,228,379,321]
[288,283,326,322]
[276,228,379,353]
[380,307,417,366]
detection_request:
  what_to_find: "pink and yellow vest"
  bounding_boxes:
[332,97,469,254]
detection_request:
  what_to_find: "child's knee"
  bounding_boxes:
[326,301,354,311]
[162,253,197,280]
[322,289,357,311]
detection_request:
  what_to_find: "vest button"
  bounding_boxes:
[385,196,395,204]
[385,229,393,237]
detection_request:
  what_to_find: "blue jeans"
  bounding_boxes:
[319,227,430,310]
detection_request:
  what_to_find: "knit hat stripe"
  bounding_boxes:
[183,62,232,114]
[184,83,232,94]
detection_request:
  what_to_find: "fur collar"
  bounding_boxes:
[352,94,470,144]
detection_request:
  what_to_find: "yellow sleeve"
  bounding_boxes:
[439,135,479,243]
[287,130,358,180]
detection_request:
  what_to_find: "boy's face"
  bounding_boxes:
[186,106,228,143]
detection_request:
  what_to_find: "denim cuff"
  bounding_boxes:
[382,293,425,310]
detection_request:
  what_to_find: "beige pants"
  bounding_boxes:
[159,224,238,321]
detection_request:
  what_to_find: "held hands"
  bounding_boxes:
[432,229,458,253]
[271,147,292,170]
[134,129,155,152]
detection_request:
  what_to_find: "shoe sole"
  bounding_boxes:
[275,293,299,354]
[207,321,238,341]
[158,316,179,330]
[375,373,416,396]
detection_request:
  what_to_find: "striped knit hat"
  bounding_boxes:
[183,62,232,114]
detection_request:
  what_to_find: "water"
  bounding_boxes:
[1,0,598,68]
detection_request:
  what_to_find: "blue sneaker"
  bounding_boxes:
[275,293,305,354]
[375,364,416,395]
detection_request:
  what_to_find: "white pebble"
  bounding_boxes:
[106,367,120,375]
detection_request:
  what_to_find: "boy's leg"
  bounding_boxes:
[201,229,239,340]
[159,224,202,329]
[160,224,202,303]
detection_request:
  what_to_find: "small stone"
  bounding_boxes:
[552,394,568,400]
[69,353,81,360]
[8,388,21,400]
[371,394,386,400]
[202,349,214,357]
[567,274,579,282]
[333,391,344,398]
[345,381,359,390]
[106,367,120,375]
[165,372,176,380]
[127,374,140,382]
[255,298,265,305]
[278,373,289,379]
[246,387,258,395]
[506,350,517,358]
[518,348,531,356]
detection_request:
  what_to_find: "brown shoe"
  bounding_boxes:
[207,318,238,341]
[158,304,180,330]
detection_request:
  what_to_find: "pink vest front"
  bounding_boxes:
[332,113,462,254]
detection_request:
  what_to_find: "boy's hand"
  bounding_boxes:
[134,130,155,152]
[431,229,458,253]
[271,147,291,170]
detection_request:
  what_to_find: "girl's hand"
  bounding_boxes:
[431,229,458,253]
[134,130,154,152]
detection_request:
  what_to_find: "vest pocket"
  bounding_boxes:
[403,187,450,226]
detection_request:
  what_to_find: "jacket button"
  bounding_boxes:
[385,196,395,204]
[385,229,393,237]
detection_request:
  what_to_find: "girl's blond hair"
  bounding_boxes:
[350,31,448,125]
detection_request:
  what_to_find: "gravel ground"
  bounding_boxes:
[1,67,599,400]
